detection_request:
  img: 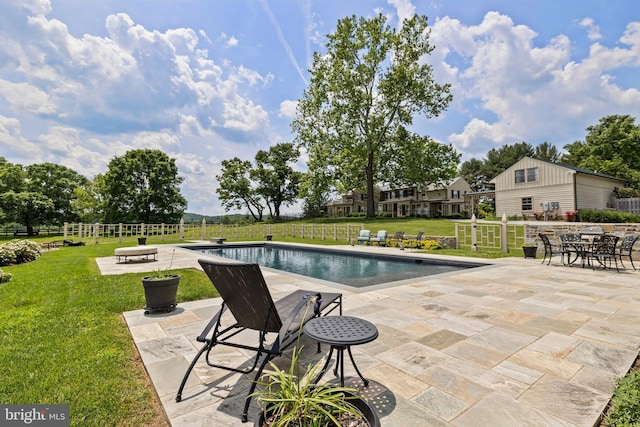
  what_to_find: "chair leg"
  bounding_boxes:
[242,354,272,422]
[176,342,210,402]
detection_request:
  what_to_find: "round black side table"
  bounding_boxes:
[303,316,378,387]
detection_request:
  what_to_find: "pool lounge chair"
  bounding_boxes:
[370,230,387,246]
[175,259,342,422]
[357,229,371,245]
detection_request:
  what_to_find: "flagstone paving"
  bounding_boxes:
[102,243,640,426]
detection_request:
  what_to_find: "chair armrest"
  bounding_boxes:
[277,293,322,347]
[197,304,227,342]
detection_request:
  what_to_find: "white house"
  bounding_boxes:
[491,157,625,218]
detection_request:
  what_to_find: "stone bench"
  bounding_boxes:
[115,246,158,263]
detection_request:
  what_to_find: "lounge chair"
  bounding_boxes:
[175,259,342,422]
[370,230,387,246]
[618,235,639,270]
[357,229,371,245]
[415,231,424,241]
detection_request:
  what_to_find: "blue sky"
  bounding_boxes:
[1,0,639,215]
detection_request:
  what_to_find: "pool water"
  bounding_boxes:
[194,244,485,288]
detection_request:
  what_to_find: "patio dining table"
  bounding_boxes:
[563,240,594,267]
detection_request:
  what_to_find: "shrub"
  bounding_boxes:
[0,268,12,283]
[0,239,41,266]
[578,209,640,223]
[605,369,640,426]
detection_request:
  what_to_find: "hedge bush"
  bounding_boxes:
[0,239,41,266]
[578,209,640,223]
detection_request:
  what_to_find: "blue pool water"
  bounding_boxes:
[192,244,486,288]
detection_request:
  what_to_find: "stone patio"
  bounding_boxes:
[101,243,640,426]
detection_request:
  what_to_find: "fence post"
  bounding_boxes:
[64,222,68,241]
[180,219,184,240]
[93,223,99,244]
[454,223,459,249]
[201,218,206,240]
[78,222,83,242]
[161,223,165,241]
[501,213,508,253]
[471,215,477,252]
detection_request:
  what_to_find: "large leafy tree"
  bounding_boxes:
[216,158,264,221]
[293,14,454,218]
[252,143,302,220]
[482,142,534,182]
[217,143,302,221]
[25,163,89,225]
[562,115,640,188]
[459,158,487,192]
[534,142,560,163]
[103,149,187,223]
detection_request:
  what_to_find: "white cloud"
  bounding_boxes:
[0,80,57,114]
[432,12,640,150]
[579,17,602,41]
[388,0,416,25]
[279,100,298,118]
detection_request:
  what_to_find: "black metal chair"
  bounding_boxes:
[415,231,424,241]
[617,235,638,270]
[590,234,620,271]
[538,233,564,265]
[560,233,582,265]
[175,259,342,422]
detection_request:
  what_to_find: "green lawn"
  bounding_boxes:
[0,240,217,426]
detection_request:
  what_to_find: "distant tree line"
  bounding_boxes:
[0,149,186,235]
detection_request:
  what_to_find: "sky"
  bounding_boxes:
[1,0,639,216]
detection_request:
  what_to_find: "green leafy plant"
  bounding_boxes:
[144,249,177,280]
[0,239,41,266]
[0,268,12,283]
[605,369,640,426]
[253,298,365,427]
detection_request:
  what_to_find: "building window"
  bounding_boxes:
[521,197,533,211]
[515,169,525,183]
[527,167,538,182]
[515,167,539,183]
[451,190,460,199]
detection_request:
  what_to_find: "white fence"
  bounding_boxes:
[63,221,366,244]
[455,215,525,252]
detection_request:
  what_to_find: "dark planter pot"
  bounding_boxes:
[523,246,537,259]
[254,391,380,427]
[138,237,147,245]
[266,235,273,241]
[142,274,180,314]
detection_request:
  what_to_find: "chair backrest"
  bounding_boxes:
[538,233,552,248]
[592,234,619,255]
[415,231,424,241]
[198,259,283,333]
[376,230,387,240]
[619,235,639,254]
[393,231,404,239]
[359,230,371,238]
[560,233,581,243]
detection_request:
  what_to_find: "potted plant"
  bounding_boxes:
[522,243,538,259]
[252,300,380,427]
[142,249,179,314]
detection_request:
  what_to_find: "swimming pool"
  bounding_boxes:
[188,243,487,288]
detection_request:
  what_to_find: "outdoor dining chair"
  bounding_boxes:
[560,233,582,265]
[538,233,564,265]
[618,235,639,270]
[590,234,620,271]
[175,259,342,422]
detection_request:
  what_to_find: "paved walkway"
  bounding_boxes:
[99,243,640,426]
